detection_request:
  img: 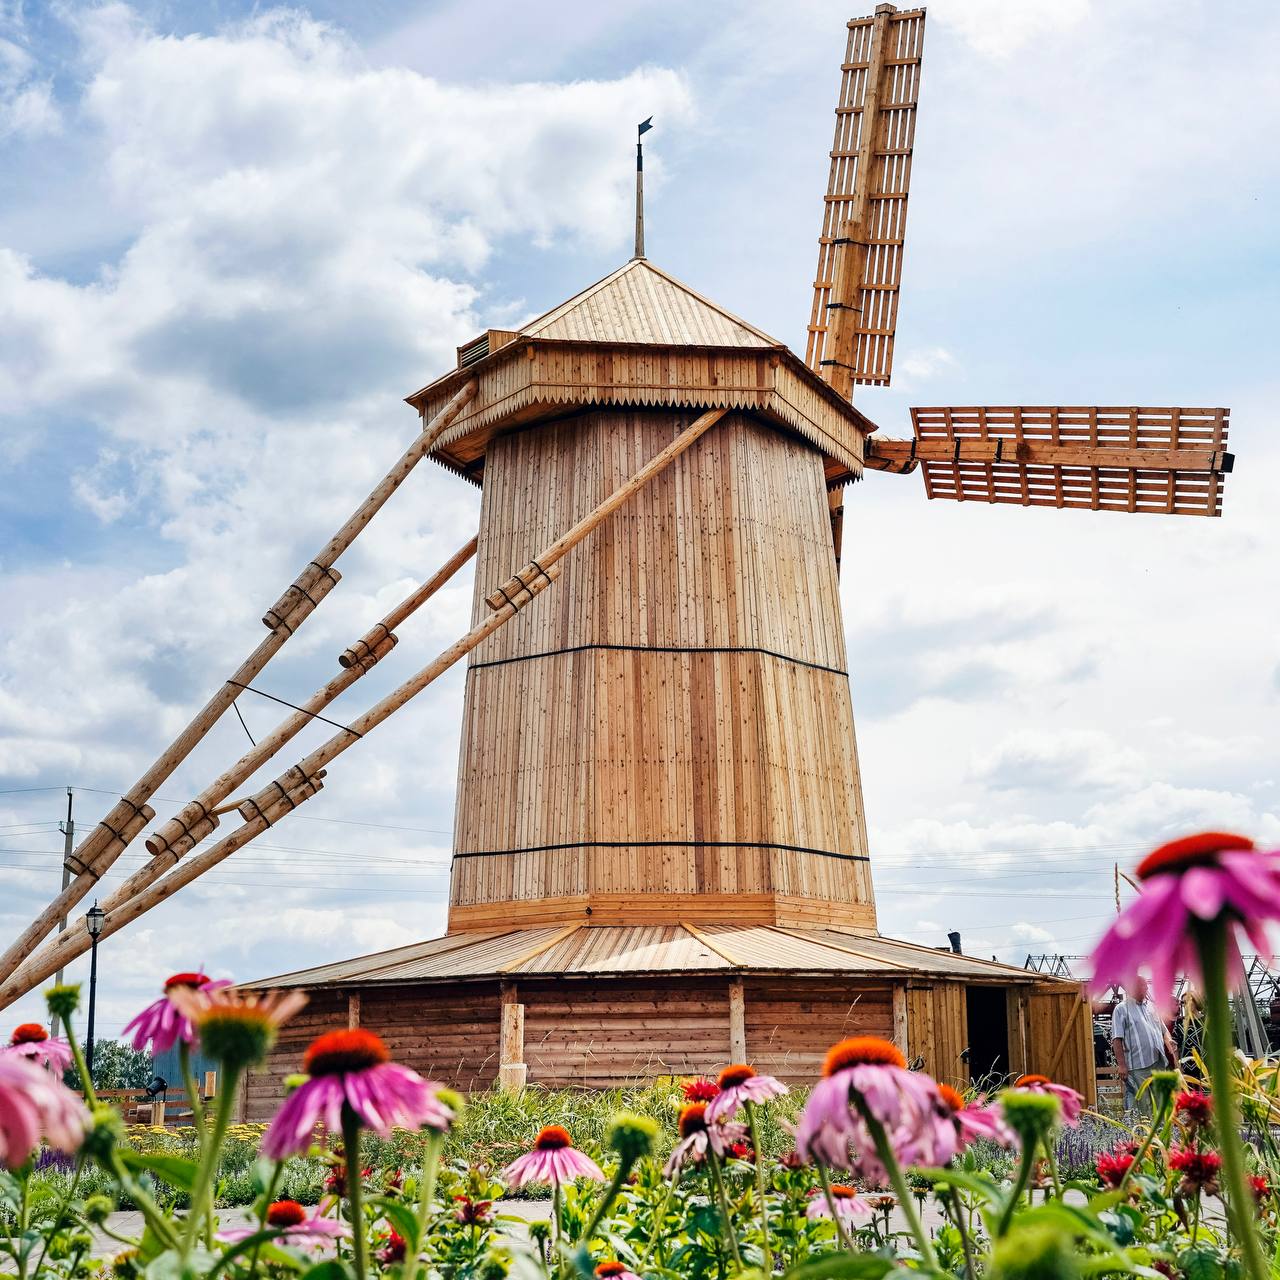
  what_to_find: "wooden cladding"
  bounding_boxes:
[448,408,874,928]
[907,981,969,1089]
[910,406,1232,517]
[414,341,870,486]
[807,5,926,388]
[1025,983,1097,1105]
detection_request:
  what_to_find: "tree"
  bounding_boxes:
[81,1039,154,1090]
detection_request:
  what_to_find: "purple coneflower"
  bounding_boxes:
[1012,1074,1083,1127]
[806,1183,873,1224]
[218,1200,349,1248]
[121,972,231,1055]
[795,1036,956,1178]
[0,1054,86,1168]
[503,1125,604,1188]
[663,1102,746,1177]
[5,1024,73,1074]
[262,1029,452,1159]
[937,1083,1016,1149]
[706,1063,788,1123]
[1089,832,1280,1010]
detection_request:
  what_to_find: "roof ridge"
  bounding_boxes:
[636,259,782,346]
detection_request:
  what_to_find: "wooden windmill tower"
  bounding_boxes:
[0,5,1231,1103]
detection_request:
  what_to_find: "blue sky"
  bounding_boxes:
[1,0,1278,1038]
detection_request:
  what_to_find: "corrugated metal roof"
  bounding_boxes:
[252,923,1047,988]
[521,260,779,349]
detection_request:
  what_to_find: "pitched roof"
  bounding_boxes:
[250,923,1055,988]
[516,258,780,348]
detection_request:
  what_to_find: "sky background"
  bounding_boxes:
[1,0,1278,1042]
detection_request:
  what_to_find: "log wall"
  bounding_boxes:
[449,407,874,931]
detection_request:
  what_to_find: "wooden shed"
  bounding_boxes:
[245,259,1095,1115]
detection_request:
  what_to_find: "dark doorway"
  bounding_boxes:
[966,985,1011,1086]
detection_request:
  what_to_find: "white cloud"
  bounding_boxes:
[927,0,1092,60]
[0,36,60,139]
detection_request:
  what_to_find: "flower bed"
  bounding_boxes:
[1,829,1278,1280]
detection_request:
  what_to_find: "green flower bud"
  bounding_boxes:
[999,1090,1062,1143]
[67,1232,93,1255]
[198,1010,277,1069]
[283,1073,309,1094]
[607,1111,659,1164]
[436,1087,465,1120]
[989,1223,1081,1280]
[83,1193,115,1224]
[81,1102,125,1163]
[45,984,81,1022]
[1146,1070,1180,1109]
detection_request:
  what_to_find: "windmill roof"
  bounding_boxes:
[515,258,780,348]
[250,924,1058,989]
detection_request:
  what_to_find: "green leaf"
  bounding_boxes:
[1180,1247,1227,1280]
[204,1229,307,1280]
[783,1254,895,1280]
[299,1260,353,1280]
[367,1195,420,1249]
[119,1152,200,1194]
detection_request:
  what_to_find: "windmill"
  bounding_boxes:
[0,4,1228,1101]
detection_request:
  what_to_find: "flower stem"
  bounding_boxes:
[414,1128,444,1253]
[862,1111,939,1270]
[638,1174,678,1268]
[178,1042,213,1250]
[706,1149,744,1271]
[1116,1092,1172,1196]
[743,1101,773,1273]
[341,1109,368,1280]
[995,1127,1037,1238]
[182,1062,241,1258]
[947,1186,977,1280]
[583,1157,632,1243]
[1040,1133,1064,1199]
[1197,919,1268,1280]
[64,1018,96,1107]
[814,1160,856,1252]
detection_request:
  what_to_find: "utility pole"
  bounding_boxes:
[52,788,73,1039]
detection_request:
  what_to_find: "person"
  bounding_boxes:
[1110,975,1176,1113]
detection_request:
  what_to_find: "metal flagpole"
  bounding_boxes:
[635,117,652,259]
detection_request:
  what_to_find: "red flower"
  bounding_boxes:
[1250,1175,1272,1204]
[778,1150,806,1170]
[265,1201,308,1228]
[452,1195,493,1225]
[377,1231,407,1265]
[1097,1150,1135,1187]
[10,1024,49,1046]
[681,1078,720,1102]
[727,1140,756,1162]
[1175,1091,1212,1128]
[1168,1147,1222,1193]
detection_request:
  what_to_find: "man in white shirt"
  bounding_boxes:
[1110,976,1176,1113]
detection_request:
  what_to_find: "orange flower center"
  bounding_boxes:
[11,1023,48,1045]
[595,1264,628,1277]
[534,1125,573,1150]
[164,972,210,991]
[937,1083,965,1113]
[303,1029,390,1077]
[823,1036,906,1076]
[678,1103,708,1137]
[1136,831,1254,881]
[266,1200,307,1228]
[830,1184,857,1199]
[1015,1074,1051,1087]
[717,1064,756,1089]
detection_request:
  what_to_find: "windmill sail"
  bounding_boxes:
[865,406,1233,517]
[806,4,926,394]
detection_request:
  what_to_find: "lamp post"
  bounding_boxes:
[85,903,105,1082]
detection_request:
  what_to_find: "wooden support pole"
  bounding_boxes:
[2,407,725,1008]
[498,982,527,1093]
[892,982,909,1056]
[728,977,747,1063]
[347,992,361,1030]
[0,379,477,987]
[824,3,894,398]
[864,435,1233,474]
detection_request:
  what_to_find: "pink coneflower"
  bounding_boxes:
[5,1025,73,1074]
[1097,1149,1136,1188]
[806,1183,873,1224]
[706,1064,788,1123]
[0,1054,86,1168]
[503,1125,604,1188]
[218,1200,349,1248]
[937,1083,1016,1150]
[262,1030,452,1159]
[681,1078,720,1102]
[121,972,231,1055]
[795,1037,956,1177]
[1012,1075,1083,1127]
[594,1261,641,1280]
[1089,833,1280,1010]
[663,1103,747,1177]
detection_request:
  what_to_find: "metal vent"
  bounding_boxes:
[458,334,490,369]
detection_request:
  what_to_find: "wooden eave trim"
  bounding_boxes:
[497,922,584,973]
[811,926,1062,980]
[681,922,747,967]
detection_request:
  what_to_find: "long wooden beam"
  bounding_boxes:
[0,379,476,987]
[864,436,1235,475]
[0,407,726,1008]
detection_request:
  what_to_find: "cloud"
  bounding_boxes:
[970,729,1144,794]
[927,0,1092,60]
[0,35,59,140]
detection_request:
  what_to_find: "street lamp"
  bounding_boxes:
[85,903,105,1082]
